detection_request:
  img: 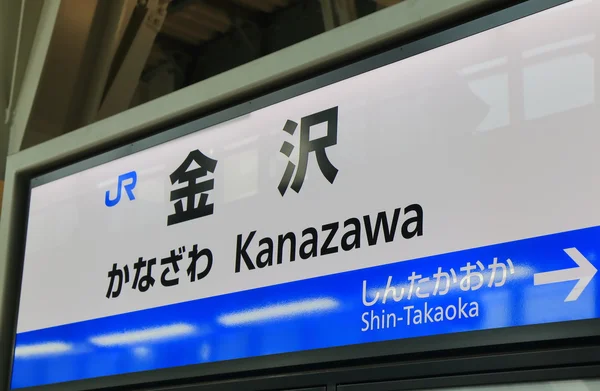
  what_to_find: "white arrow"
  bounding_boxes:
[533,247,597,302]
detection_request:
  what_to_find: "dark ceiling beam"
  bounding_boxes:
[167,0,194,13]
[203,0,263,25]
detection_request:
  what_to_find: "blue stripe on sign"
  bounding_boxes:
[11,226,600,389]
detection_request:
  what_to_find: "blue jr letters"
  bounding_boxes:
[105,171,137,207]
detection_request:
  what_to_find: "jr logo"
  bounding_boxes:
[105,171,137,207]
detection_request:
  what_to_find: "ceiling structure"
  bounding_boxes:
[132,0,410,106]
[162,0,298,46]
[160,0,405,47]
[3,0,414,154]
[123,0,410,112]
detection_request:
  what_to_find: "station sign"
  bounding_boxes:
[11,0,600,388]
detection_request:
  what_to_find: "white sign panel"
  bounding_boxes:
[13,1,600,389]
[18,0,600,334]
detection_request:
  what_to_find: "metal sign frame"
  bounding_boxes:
[155,346,600,391]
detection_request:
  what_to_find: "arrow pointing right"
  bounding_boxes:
[533,247,597,302]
